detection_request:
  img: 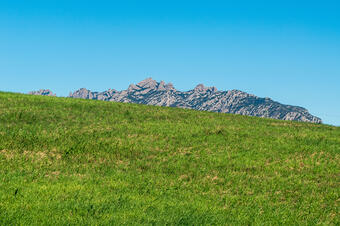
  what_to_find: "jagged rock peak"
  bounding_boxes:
[29,89,56,96]
[137,77,158,88]
[165,82,175,91]
[69,88,93,99]
[157,81,167,91]
[129,78,176,92]
[127,84,140,92]
[194,84,218,93]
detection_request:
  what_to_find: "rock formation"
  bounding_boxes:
[68,78,322,123]
[29,89,56,96]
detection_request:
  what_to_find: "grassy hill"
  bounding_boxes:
[0,92,339,225]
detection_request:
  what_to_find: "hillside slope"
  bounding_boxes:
[0,92,339,225]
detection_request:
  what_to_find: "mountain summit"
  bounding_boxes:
[30,78,321,123]
[29,89,56,96]
[64,78,321,123]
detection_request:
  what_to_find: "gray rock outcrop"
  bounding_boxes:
[68,78,322,123]
[29,89,56,96]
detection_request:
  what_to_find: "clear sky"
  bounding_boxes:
[1,0,339,126]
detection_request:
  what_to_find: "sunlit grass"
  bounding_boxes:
[0,92,339,225]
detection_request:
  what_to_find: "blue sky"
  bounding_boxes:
[1,0,340,126]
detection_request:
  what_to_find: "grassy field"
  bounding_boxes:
[0,91,339,225]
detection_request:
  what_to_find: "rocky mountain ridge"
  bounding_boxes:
[30,78,322,123]
[29,89,56,96]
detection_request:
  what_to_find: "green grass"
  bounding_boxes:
[0,91,339,225]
